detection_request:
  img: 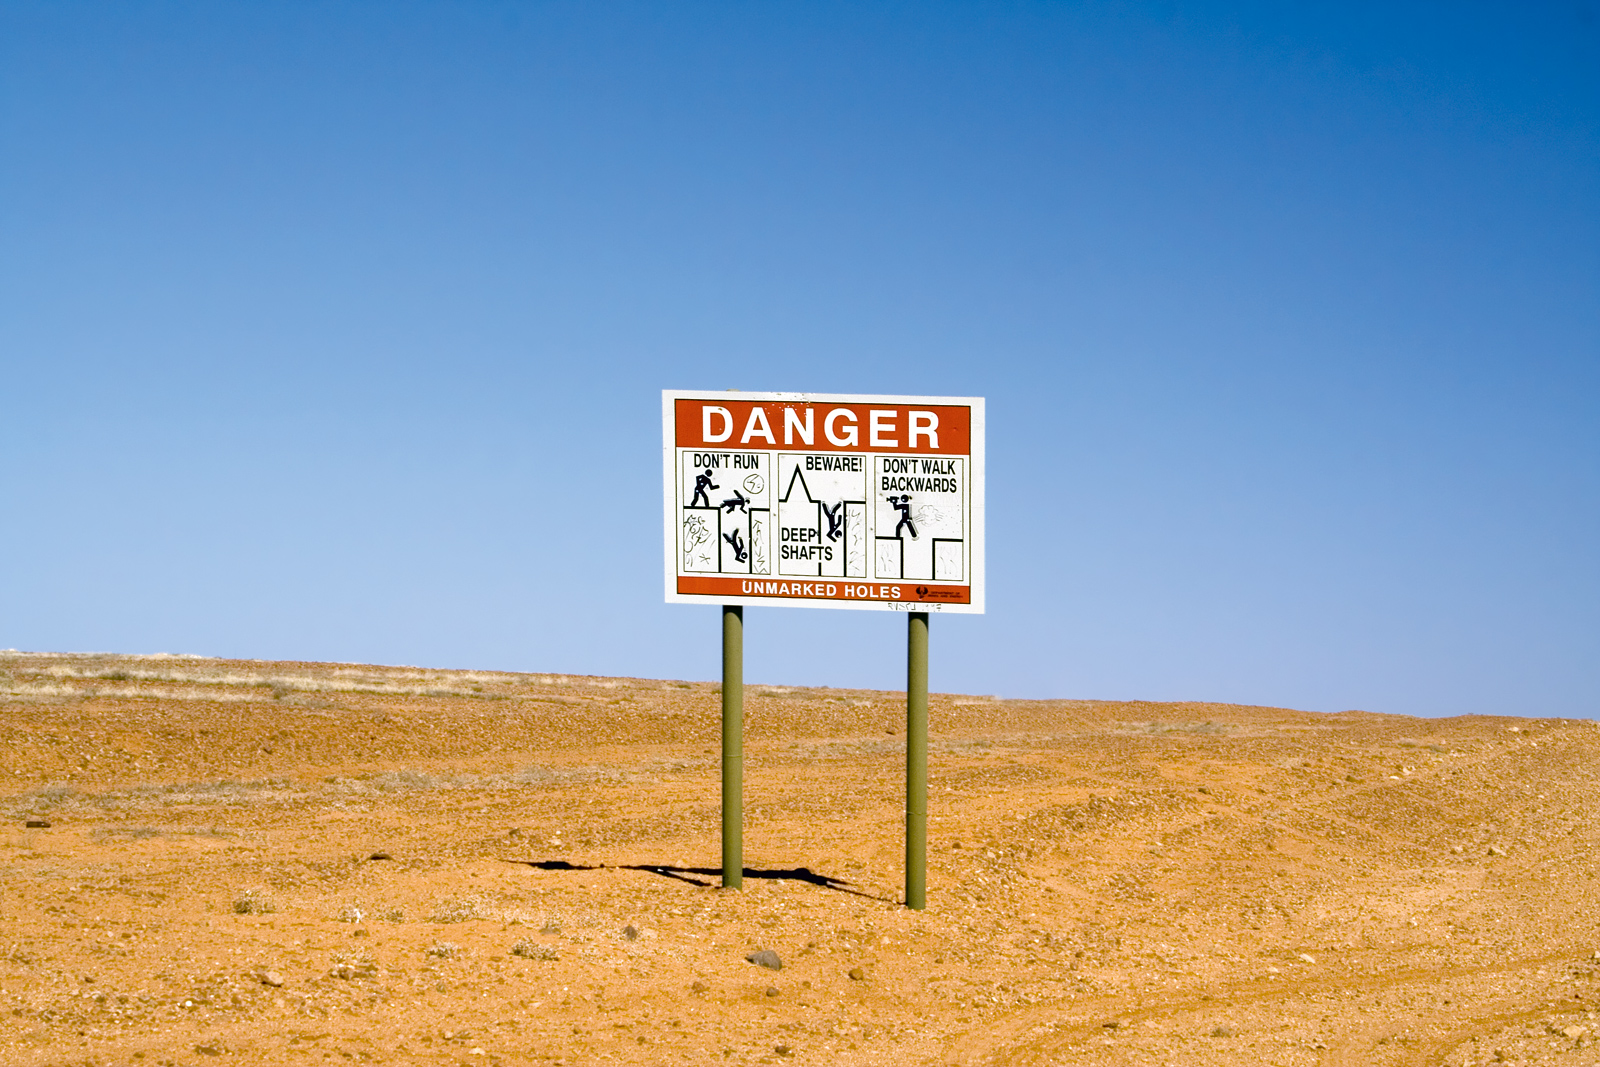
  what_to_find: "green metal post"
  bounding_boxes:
[906,611,929,910]
[721,605,744,890]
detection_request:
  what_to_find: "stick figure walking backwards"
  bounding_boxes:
[690,468,718,508]
[890,494,918,540]
[722,528,748,563]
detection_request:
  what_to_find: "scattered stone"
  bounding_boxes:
[1211,1026,1235,1037]
[775,1044,793,1056]
[24,819,50,829]
[1488,845,1507,857]
[540,921,562,935]
[367,852,392,861]
[194,1044,222,1056]
[1564,1025,1589,1039]
[765,986,780,997]
[258,971,284,987]
[691,980,707,993]
[622,924,639,941]
[1298,953,1316,964]
[511,941,558,961]
[746,948,782,971]
[848,967,865,981]
[426,942,459,959]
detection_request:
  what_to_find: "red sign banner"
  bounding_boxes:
[675,399,970,455]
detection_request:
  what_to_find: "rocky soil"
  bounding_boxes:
[2,650,1598,1066]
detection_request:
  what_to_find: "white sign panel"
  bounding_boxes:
[663,390,985,612]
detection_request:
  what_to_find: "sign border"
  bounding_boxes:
[662,390,986,614]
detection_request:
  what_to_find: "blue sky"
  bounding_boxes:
[2,2,1595,716]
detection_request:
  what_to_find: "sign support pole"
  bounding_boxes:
[906,610,929,910]
[721,605,744,890]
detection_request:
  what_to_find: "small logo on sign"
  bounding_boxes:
[916,586,929,599]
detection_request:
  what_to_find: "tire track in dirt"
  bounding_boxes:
[1323,996,1582,1067]
[942,946,1595,1065]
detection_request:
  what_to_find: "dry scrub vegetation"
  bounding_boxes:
[2,650,1599,1066]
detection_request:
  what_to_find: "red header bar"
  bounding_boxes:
[675,399,970,455]
[677,576,970,604]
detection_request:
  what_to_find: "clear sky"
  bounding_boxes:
[2,2,1595,716]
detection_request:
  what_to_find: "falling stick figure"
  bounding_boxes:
[690,469,719,508]
[890,494,918,540]
[720,490,748,514]
[822,501,844,541]
[722,528,748,563]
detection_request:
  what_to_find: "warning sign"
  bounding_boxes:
[663,391,985,612]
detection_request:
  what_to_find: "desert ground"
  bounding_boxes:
[2,651,1598,1067]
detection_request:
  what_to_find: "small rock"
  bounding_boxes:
[690,980,707,993]
[1488,845,1507,857]
[1211,1026,1235,1038]
[259,971,284,988]
[24,819,50,829]
[1103,1019,1124,1029]
[765,986,780,997]
[368,852,392,861]
[848,967,865,981]
[622,925,639,941]
[1564,1025,1589,1039]
[775,1044,793,1056]
[426,942,458,959]
[1298,953,1316,964]
[745,948,782,971]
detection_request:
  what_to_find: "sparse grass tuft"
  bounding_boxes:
[233,890,277,915]
[510,940,558,960]
[428,896,492,924]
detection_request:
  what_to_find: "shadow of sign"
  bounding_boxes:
[512,859,889,901]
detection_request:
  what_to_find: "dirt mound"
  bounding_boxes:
[2,650,1597,1065]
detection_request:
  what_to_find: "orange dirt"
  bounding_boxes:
[2,651,1597,1066]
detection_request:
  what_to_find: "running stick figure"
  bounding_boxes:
[690,469,718,508]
